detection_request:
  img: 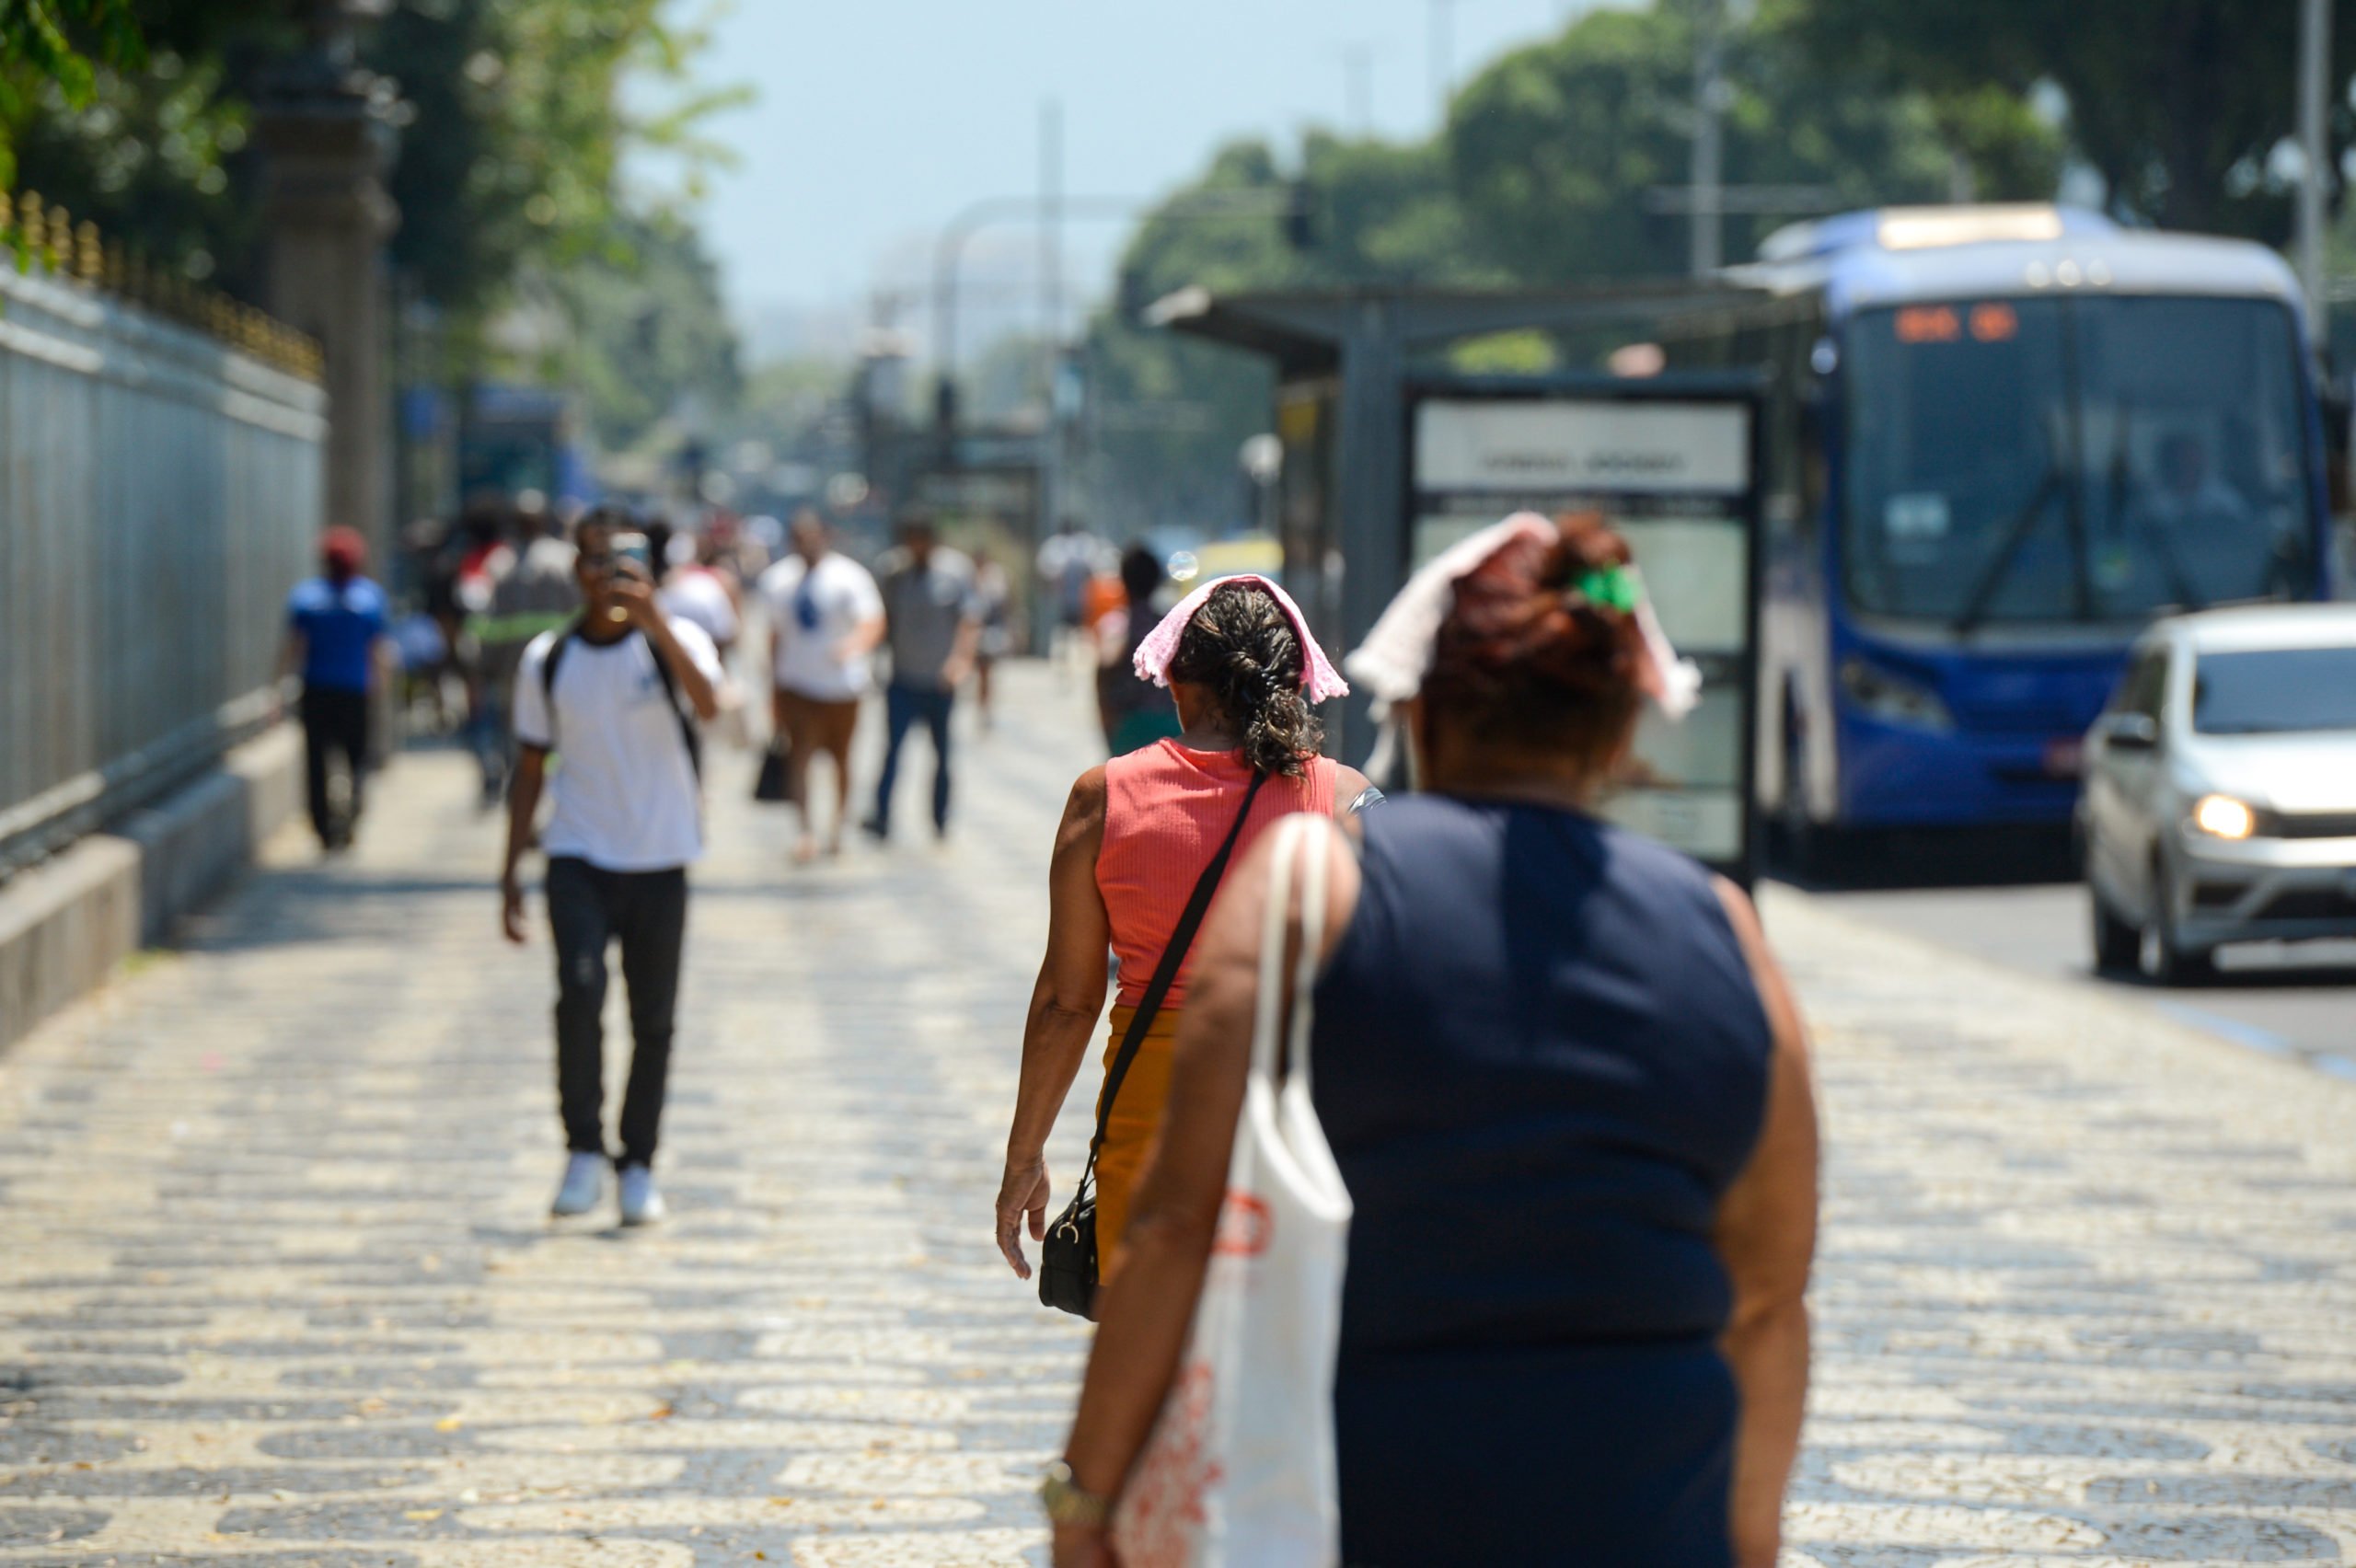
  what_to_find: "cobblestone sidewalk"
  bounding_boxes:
[2,663,2353,1567]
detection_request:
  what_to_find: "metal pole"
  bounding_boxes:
[1690,0,1726,276]
[1038,99,1063,640]
[1689,0,1725,276]
[2296,0,2329,342]
[1428,0,1455,118]
[1342,45,1374,135]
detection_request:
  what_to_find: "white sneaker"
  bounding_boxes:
[618,1164,665,1227]
[550,1152,606,1217]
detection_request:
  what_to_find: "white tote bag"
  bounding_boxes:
[1113,813,1354,1568]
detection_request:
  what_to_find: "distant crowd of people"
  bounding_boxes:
[277,500,1819,1567]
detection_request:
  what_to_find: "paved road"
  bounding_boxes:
[3,663,2353,1566]
[1808,880,2356,1078]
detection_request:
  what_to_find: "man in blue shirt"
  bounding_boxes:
[282,526,389,850]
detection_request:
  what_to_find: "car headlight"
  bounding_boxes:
[2190,793,2257,840]
[1838,656,1954,732]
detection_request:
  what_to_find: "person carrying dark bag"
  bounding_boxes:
[995,575,1365,1314]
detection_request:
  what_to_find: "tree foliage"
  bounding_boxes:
[1788,0,2356,239]
[0,0,145,188]
[546,207,741,451]
[1081,0,2052,536]
[3,0,745,437]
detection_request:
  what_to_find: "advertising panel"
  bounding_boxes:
[1408,388,1761,879]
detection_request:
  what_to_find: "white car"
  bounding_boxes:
[2080,603,2356,982]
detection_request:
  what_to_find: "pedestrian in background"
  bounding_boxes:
[500,514,722,1228]
[474,501,578,804]
[972,553,1014,729]
[1093,545,1184,756]
[757,510,885,862]
[997,575,1365,1293]
[1036,517,1106,664]
[1046,514,1818,1568]
[279,525,389,853]
[863,511,979,842]
[649,519,743,660]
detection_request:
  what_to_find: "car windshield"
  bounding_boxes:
[1843,294,2316,628]
[2192,646,2356,734]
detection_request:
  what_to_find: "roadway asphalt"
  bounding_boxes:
[1783,831,2356,1079]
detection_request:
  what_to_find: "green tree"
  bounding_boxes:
[0,0,144,188]
[545,208,741,451]
[5,0,745,385]
[1788,0,2356,239]
[1447,0,2057,282]
[1078,0,2054,534]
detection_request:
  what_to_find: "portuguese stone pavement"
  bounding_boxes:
[2,663,2352,1567]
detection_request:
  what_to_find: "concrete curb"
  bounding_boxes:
[0,726,304,1052]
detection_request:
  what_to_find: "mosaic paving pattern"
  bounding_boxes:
[2,664,2352,1566]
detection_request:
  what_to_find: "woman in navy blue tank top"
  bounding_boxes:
[1051,514,1819,1568]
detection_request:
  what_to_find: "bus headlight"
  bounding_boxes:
[1838,656,1955,732]
[2190,793,2257,840]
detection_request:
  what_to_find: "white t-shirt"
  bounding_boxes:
[514,618,722,871]
[659,567,740,648]
[758,552,885,702]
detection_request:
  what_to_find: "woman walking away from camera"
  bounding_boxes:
[997,576,1368,1291]
[1096,545,1187,757]
[1045,513,1819,1568]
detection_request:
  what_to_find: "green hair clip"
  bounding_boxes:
[1574,565,1643,615]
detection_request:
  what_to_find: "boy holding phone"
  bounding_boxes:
[500,511,723,1226]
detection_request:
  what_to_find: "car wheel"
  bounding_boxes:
[2138,857,2216,986]
[2089,885,2139,973]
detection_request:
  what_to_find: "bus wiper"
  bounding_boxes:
[1954,456,2066,634]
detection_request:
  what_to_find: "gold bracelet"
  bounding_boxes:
[1038,1458,1110,1528]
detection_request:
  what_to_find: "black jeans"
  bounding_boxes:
[300,686,371,844]
[873,680,954,833]
[546,857,688,1170]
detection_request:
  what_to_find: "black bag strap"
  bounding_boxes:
[1081,768,1270,1186]
[539,617,702,778]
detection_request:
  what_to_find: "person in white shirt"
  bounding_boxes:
[500,513,722,1228]
[757,510,885,862]
[649,520,744,658]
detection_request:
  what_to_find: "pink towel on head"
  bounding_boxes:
[1130,573,1350,704]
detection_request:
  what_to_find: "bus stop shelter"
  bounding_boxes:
[1153,281,1772,880]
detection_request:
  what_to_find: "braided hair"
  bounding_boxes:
[1167,582,1322,777]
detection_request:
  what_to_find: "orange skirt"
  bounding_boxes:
[1093,1001,1182,1279]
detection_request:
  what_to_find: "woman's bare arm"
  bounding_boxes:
[1711,878,1820,1568]
[1060,820,1361,1505]
[997,769,1114,1279]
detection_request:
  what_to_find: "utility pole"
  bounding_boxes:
[1428,0,1461,119]
[2295,0,2329,342]
[1339,43,1375,137]
[1688,0,1726,276]
[1038,99,1064,610]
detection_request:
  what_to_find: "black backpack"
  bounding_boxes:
[539,619,702,778]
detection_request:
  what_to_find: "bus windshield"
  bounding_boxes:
[1843,295,2316,628]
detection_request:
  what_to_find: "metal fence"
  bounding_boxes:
[1,263,328,880]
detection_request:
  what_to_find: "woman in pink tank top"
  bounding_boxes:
[995,577,1369,1292]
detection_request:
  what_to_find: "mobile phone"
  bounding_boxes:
[611,532,653,569]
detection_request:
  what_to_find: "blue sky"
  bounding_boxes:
[675,0,1619,359]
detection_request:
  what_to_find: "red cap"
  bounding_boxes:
[320,526,367,575]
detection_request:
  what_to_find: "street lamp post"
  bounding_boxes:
[929,188,1312,451]
[2295,0,2330,342]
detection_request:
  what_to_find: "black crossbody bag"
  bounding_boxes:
[1038,769,1269,1320]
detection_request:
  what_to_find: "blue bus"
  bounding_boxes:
[1660,205,2336,840]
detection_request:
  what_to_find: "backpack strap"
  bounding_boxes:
[536,618,581,751]
[535,617,701,778]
